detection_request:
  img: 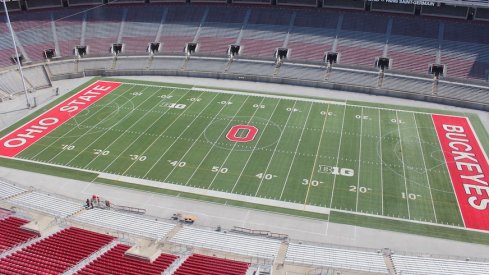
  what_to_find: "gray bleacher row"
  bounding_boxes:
[2,180,488,274]
[1,5,489,80]
[0,66,51,97]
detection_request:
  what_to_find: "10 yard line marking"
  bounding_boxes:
[413,113,438,223]
[396,110,411,220]
[139,93,220,179]
[206,97,267,190]
[252,100,297,196]
[64,86,157,166]
[324,104,347,235]
[160,95,236,183]
[184,96,251,186]
[28,84,138,160]
[230,99,282,194]
[378,109,384,216]
[355,107,364,212]
[279,102,314,200]
[304,104,331,206]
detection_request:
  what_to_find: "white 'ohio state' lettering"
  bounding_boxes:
[3,117,59,148]
[443,124,489,210]
[59,84,110,113]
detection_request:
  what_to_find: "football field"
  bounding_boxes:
[3,79,489,232]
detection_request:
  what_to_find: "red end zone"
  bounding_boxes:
[0,81,121,158]
[433,114,489,231]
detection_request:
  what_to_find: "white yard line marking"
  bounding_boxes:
[29,84,137,160]
[140,93,220,179]
[230,99,282,194]
[378,109,384,216]
[396,110,411,220]
[206,97,267,189]
[63,86,156,166]
[253,101,297,197]
[279,102,314,200]
[184,96,251,186]
[324,104,347,235]
[355,107,364,212]
[100,88,192,173]
[413,113,438,223]
[159,95,235,182]
[304,104,330,206]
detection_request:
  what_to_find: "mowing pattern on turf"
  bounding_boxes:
[5,80,489,229]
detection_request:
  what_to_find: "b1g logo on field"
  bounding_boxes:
[226,125,258,143]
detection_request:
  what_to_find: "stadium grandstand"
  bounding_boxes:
[1,0,489,274]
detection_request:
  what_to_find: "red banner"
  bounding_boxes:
[0,81,121,157]
[432,114,489,231]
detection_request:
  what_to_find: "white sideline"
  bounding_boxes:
[98,173,330,215]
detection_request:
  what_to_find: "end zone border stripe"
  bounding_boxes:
[432,114,489,231]
[0,80,121,157]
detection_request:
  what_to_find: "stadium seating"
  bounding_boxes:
[0,216,38,253]
[0,181,26,199]
[171,226,282,258]
[286,242,388,274]
[75,243,178,275]
[392,254,489,275]
[7,191,85,218]
[72,208,175,240]
[0,227,114,275]
[173,253,249,275]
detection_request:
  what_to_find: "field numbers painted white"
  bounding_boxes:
[158,95,173,99]
[188,98,201,102]
[218,101,233,105]
[162,103,186,109]
[391,118,403,124]
[318,165,354,177]
[286,107,300,112]
[320,111,333,116]
[302,179,322,187]
[211,166,228,173]
[256,173,276,180]
[61,144,75,150]
[349,185,371,193]
[93,149,110,156]
[131,92,143,96]
[355,115,369,120]
[252,104,265,109]
[402,192,420,200]
[169,160,186,167]
[130,154,147,161]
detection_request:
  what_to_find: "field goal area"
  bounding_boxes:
[1,79,489,233]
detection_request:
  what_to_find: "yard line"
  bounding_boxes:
[279,102,314,200]
[184,96,251,186]
[30,84,138,160]
[304,104,331,205]
[396,110,411,220]
[413,113,438,223]
[378,109,384,216]
[252,100,296,196]
[138,93,220,178]
[229,99,283,194]
[324,104,347,235]
[62,86,157,166]
[159,95,236,182]
[206,97,267,190]
[99,88,192,172]
[355,107,364,212]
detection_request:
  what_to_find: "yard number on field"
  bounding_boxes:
[93,149,110,156]
[169,160,186,167]
[61,144,75,150]
[256,173,277,180]
[211,166,228,173]
[349,186,371,193]
[302,179,323,187]
[402,192,420,200]
[130,154,147,161]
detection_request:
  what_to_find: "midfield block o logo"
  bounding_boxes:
[226,125,258,142]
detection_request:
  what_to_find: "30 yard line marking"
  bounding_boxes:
[324,104,347,234]
[413,113,438,223]
[378,109,384,216]
[396,110,411,219]
[253,100,297,196]
[139,93,220,179]
[279,102,314,200]
[27,84,137,160]
[304,104,331,206]
[355,107,364,212]
[160,95,236,182]
[63,86,157,166]
[230,99,282,193]
[206,97,267,190]
[184,96,251,186]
